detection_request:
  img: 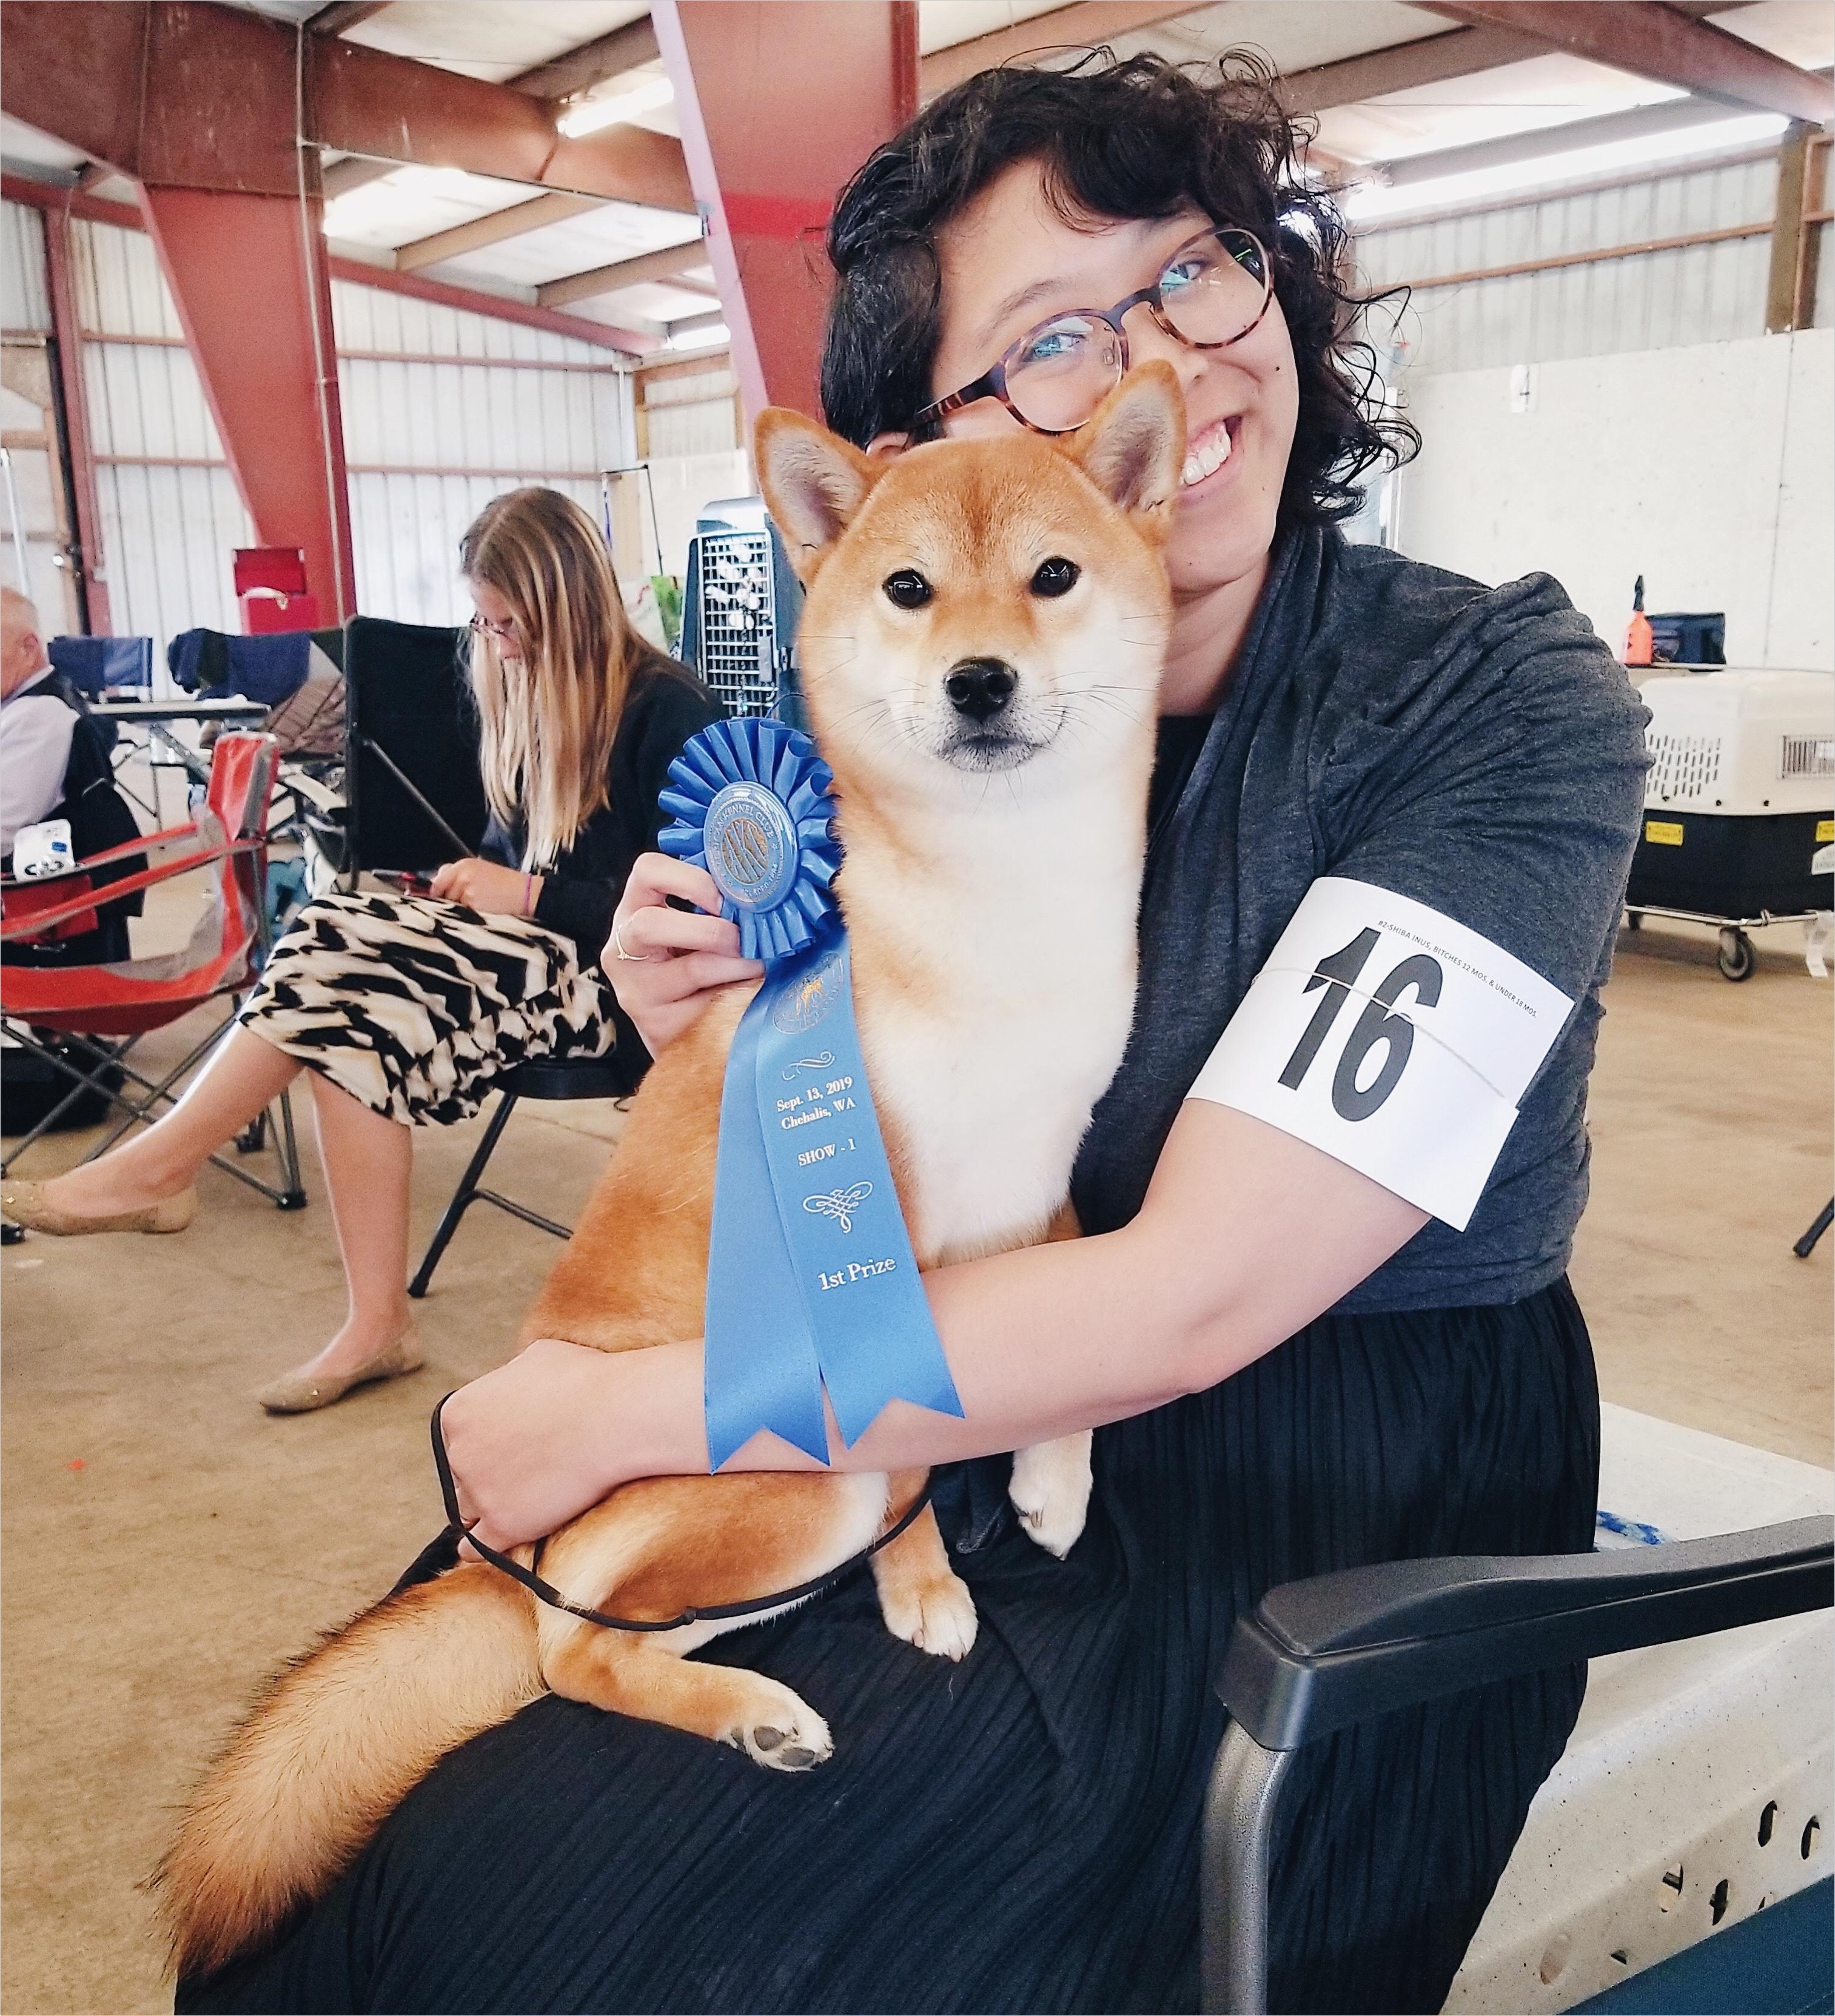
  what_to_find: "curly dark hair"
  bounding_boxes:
[820,51,1416,526]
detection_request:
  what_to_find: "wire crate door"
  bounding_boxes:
[693,529,779,717]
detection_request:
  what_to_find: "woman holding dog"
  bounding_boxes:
[2,487,719,1415]
[181,56,1646,2016]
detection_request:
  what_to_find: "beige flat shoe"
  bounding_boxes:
[0,1179,197,1237]
[256,1326,425,1415]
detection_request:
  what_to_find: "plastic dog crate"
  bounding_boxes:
[1626,670,1835,975]
[1631,669,1834,909]
[1444,1407,1834,2014]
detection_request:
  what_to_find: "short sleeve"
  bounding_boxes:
[1313,579,1649,1003]
[1185,575,1649,1229]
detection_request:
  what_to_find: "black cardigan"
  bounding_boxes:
[480,650,722,965]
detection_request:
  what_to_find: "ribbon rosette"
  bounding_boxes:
[657,718,840,962]
[650,716,962,1470]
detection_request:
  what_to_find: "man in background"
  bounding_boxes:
[1,588,144,960]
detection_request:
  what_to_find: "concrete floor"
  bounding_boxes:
[2,911,1830,2015]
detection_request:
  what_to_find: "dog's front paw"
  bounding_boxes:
[878,1570,978,1661]
[1009,1432,1093,1559]
[727,1679,834,1771]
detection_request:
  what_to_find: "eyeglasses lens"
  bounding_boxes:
[1005,315,1125,433]
[1158,230,1269,346]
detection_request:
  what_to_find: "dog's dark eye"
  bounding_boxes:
[1030,557,1080,598]
[882,570,933,610]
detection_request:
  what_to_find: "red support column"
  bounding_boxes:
[139,184,357,622]
[653,0,919,424]
[40,204,112,634]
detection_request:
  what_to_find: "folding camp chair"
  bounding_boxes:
[49,634,153,702]
[0,731,305,1208]
[314,617,636,1294]
[1199,1511,1834,2015]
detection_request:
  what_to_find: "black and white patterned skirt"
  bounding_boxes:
[237,891,619,1127]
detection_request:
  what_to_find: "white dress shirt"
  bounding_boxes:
[1,668,78,856]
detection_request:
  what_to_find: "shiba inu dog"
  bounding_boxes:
[157,361,1185,1980]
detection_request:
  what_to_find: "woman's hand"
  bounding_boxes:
[441,1336,711,1552]
[441,1339,635,1551]
[605,852,763,1056]
[430,857,538,916]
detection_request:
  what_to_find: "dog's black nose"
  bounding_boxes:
[945,658,1016,723]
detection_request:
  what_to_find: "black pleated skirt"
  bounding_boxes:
[179,1280,1598,2016]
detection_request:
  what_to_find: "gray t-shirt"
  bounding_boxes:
[1071,524,1649,1311]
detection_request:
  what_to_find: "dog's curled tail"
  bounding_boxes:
[155,1562,542,1982]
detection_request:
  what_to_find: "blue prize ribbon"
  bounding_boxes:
[659,721,964,1471]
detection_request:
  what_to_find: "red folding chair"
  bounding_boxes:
[1,732,306,1208]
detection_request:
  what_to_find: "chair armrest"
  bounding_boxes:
[1216,1516,1833,1752]
[0,832,260,942]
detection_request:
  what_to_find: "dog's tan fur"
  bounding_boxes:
[156,364,1185,1981]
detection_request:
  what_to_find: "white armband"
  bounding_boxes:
[1187,877,1574,1230]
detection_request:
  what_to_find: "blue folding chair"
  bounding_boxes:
[47,634,153,700]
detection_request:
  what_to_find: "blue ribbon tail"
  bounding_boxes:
[703,988,830,1470]
[817,1310,965,1450]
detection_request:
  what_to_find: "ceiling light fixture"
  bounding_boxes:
[668,321,730,352]
[558,76,676,139]
[321,164,474,237]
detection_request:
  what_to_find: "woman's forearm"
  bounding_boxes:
[446,1104,1426,1549]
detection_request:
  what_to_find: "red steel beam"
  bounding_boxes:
[0,1,695,209]
[141,181,358,621]
[38,205,112,634]
[0,173,654,355]
[1414,2,1834,126]
[653,0,919,424]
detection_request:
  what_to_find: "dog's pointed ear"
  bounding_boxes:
[1068,360,1186,532]
[755,410,884,585]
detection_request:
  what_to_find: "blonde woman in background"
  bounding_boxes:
[1,487,726,1412]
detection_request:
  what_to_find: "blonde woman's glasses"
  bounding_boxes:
[916,226,1273,438]
[469,614,521,649]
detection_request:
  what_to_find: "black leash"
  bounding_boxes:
[428,1393,932,1635]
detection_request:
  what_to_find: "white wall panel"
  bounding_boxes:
[1763,332,1835,669]
[94,462,251,649]
[347,471,607,628]
[72,219,186,340]
[331,279,614,366]
[646,398,739,458]
[1,201,52,332]
[332,277,629,623]
[1395,330,1833,671]
[84,340,223,462]
[20,227,636,641]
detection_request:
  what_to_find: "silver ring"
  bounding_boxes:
[611,918,654,963]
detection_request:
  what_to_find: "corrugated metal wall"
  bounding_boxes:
[2,199,52,332]
[1,201,65,620]
[642,364,740,460]
[69,216,253,658]
[1357,152,1779,376]
[334,281,629,626]
[11,216,633,660]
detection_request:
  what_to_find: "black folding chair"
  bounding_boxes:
[407,1047,642,1298]
[1200,1517,1834,2014]
[324,617,635,1296]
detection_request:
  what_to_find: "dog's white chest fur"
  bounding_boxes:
[846,804,1141,1266]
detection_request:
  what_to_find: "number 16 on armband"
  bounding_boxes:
[1186,878,1576,1231]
